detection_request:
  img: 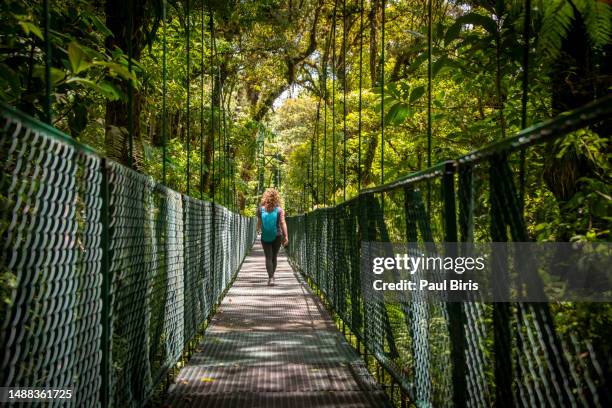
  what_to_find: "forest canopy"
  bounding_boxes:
[1,0,610,239]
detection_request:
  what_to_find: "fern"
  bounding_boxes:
[537,0,611,61]
[581,0,612,49]
[537,0,576,61]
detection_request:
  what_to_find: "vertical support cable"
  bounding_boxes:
[43,0,51,124]
[426,0,432,217]
[200,3,204,199]
[332,0,337,205]
[427,0,432,170]
[162,0,168,184]
[214,35,221,203]
[315,101,320,208]
[222,94,228,206]
[358,0,363,192]
[233,158,237,210]
[442,161,467,407]
[186,0,191,195]
[380,0,385,187]
[311,101,319,210]
[519,0,531,212]
[342,0,347,201]
[220,88,225,205]
[323,59,328,207]
[259,128,264,197]
[225,97,229,207]
[209,9,215,203]
[209,6,216,298]
[127,0,134,168]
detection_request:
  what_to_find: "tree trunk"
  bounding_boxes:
[361,134,378,186]
[201,56,228,196]
[369,0,379,87]
[104,0,149,168]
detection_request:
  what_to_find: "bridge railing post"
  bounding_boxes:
[442,160,467,408]
[100,158,111,408]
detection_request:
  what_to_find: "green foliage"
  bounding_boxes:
[537,0,612,60]
[534,129,612,242]
[0,1,610,401]
[0,0,608,221]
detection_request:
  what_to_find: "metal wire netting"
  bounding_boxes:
[286,96,612,407]
[0,107,103,407]
[0,104,256,407]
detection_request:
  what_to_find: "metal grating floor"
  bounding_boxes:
[164,242,390,407]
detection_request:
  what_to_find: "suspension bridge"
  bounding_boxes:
[2,93,611,407]
[2,0,612,407]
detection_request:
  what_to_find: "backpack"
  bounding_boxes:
[261,206,279,243]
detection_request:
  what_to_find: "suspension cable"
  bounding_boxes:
[186,0,191,195]
[209,8,215,203]
[215,36,222,205]
[43,0,51,124]
[380,0,385,187]
[342,0,347,201]
[427,0,432,171]
[323,61,328,207]
[200,3,204,199]
[519,0,531,212]
[162,0,168,184]
[312,99,320,210]
[222,87,228,206]
[426,0,432,216]
[127,0,134,168]
[332,0,337,205]
[315,98,320,208]
[358,0,363,192]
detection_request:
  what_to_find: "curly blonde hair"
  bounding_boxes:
[260,188,282,209]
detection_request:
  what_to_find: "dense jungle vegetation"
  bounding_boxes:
[1,2,612,404]
[0,0,610,241]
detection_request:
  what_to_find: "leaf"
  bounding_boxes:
[537,0,574,60]
[408,52,428,73]
[583,0,612,49]
[50,68,66,85]
[463,13,497,35]
[384,102,409,125]
[445,21,463,44]
[446,12,497,43]
[66,77,123,101]
[18,21,43,40]
[68,42,91,74]
[409,86,425,104]
[78,44,106,60]
[386,82,401,99]
[200,377,215,382]
[398,81,410,97]
[432,56,448,78]
[89,14,113,38]
[32,65,66,85]
[95,61,133,80]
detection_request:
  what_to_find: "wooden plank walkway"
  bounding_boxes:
[164,241,390,407]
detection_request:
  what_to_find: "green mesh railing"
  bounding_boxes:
[286,95,612,407]
[0,103,256,407]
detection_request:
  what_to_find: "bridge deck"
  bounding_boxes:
[164,242,389,407]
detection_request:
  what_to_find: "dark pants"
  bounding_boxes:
[261,236,281,278]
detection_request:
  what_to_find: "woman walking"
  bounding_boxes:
[257,188,289,285]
